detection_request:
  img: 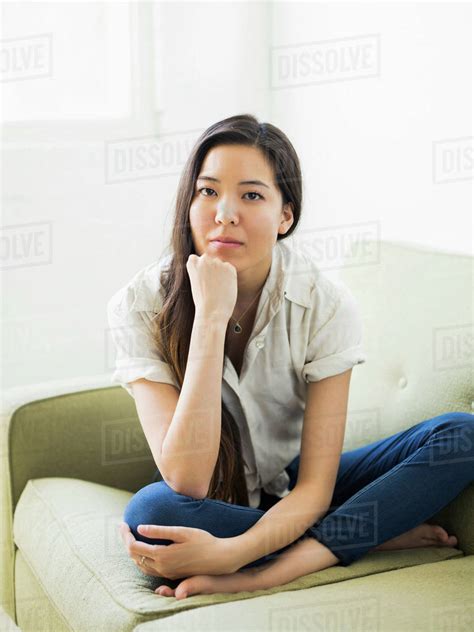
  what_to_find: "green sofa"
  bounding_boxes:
[1,240,473,631]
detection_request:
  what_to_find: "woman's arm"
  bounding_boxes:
[227,370,353,571]
[248,534,340,588]
[227,484,331,570]
[157,533,340,599]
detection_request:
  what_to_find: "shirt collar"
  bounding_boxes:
[279,240,313,309]
[152,240,314,313]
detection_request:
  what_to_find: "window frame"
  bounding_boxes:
[1,1,162,144]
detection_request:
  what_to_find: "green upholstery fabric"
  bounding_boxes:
[13,477,465,631]
[14,552,71,632]
[0,607,21,632]
[133,556,474,632]
[1,378,157,621]
[8,386,157,511]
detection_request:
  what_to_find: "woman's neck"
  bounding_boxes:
[235,253,272,306]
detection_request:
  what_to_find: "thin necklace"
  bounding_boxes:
[230,288,263,334]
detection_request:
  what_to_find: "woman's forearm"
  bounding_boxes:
[160,313,227,498]
[228,485,331,571]
[250,535,340,590]
[217,535,340,596]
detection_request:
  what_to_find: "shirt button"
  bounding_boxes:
[398,376,407,388]
[256,339,265,349]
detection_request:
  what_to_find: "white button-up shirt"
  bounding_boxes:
[107,240,366,508]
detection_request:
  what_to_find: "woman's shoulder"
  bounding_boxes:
[107,252,173,315]
[279,240,351,318]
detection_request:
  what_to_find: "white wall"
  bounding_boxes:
[270,1,472,268]
[1,1,271,388]
[1,1,472,389]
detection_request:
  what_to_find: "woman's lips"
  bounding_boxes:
[210,240,243,249]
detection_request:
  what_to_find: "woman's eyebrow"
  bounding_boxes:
[196,175,270,189]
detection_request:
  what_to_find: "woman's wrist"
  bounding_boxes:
[219,535,245,574]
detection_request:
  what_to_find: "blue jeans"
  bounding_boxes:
[123,412,474,567]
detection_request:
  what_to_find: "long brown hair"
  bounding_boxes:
[151,114,303,505]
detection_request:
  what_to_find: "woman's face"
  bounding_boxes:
[189,144,293,268]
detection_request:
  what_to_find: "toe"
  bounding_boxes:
[175,578,194,600]
[429,525,458,547]
[175,575,213,599]
[431,525,449,542]
[155,585,174,597]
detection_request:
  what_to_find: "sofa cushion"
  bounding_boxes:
[13,478,464,629]
[133,556,474,632]
[0,607,21,632]
[14,550,71,632]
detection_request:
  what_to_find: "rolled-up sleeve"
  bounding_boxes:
[302,285,366,383]
[107,286,179,397]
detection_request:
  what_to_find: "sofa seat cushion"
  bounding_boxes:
[13,478,465,629]
[134,556,474,632]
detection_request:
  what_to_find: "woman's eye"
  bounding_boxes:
[244,191,264,201]
[198,187,215,196]
[197,188,263,201]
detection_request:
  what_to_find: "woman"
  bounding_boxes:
[108,114,473,600]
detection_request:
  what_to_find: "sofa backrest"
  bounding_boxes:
[8,386,156,510]
[338,239,472,451]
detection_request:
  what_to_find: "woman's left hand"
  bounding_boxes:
[119,522,237,579]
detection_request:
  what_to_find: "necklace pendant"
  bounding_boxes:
[233,323,243,334]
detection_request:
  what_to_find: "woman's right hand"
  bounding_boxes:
[186,252,238,322]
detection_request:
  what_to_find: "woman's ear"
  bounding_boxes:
[280,202,294,234]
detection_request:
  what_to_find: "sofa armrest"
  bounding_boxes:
[0,374,158,619]
[429,481,474,556]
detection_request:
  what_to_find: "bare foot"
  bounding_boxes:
[374,523,458,552]
[155,568,260,600]
[155,536,340,599]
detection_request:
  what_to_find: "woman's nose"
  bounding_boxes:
[216,201,237,221]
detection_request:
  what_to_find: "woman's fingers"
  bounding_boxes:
[137,524,191,542]
[128,541,167,558]
[119,522,167,561]
[119,522,134,543]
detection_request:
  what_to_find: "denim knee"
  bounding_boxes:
[123,480,202,545]
[428,412,474,464]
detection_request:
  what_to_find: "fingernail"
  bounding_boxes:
[138,524,147,532]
